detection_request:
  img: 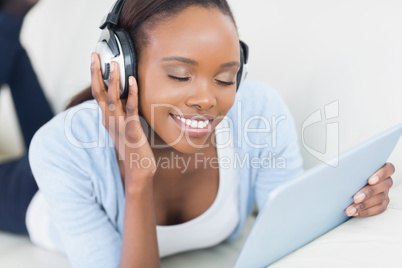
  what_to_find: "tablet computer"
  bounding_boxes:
[234,123,402,268]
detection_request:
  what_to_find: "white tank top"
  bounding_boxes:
[26,116,240,257]
[157,117,240,257]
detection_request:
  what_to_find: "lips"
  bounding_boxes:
[172,114,209,128]
[171,114,216,120]
[169,113,213,137]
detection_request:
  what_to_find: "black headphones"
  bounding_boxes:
[96,0,249,99]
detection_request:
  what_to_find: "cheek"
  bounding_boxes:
[138,90,155,127]
[138,86,172,131]
[137,69,163,119]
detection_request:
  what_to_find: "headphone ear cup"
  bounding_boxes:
[114,28,138,99]
[237,41,249,92]
[95,40,115,83]
[236,45,245,92]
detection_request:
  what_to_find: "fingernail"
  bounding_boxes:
[347,207,357,216]
[110,62,115,72]
[354,193,366,203]
[353,213,359,216]
[129,77,134,87]
[91,54,95,64]
[369,175,379,184]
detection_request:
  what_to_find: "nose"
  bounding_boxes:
[185,80,216,110]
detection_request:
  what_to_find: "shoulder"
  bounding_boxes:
[236,79,287,105]
[29,99,102,153]
[28,99,108,184]
[227,79,295,128]
[226,80,300,154]
[229,79,292,118]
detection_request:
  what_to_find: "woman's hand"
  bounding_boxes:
[91,53,160,267]
[90,53,156,182]
[345,162,395,217]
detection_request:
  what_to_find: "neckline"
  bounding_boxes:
[113,117,228,229]
[157,120,226,229]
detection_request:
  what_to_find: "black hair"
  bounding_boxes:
[66,0,237,109]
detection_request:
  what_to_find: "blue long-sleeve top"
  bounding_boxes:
[28,80,304,267]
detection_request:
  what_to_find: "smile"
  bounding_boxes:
[172,114,209,128]
[170,114,212,137]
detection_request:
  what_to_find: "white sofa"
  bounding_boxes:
[1,0,401,267]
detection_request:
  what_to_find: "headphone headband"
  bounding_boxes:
[100,0,125,29]
[96,0,249,99]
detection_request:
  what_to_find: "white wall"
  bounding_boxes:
[229,0,402,182]
[1,0,401,182]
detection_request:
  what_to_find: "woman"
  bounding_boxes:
[26,0,395,267]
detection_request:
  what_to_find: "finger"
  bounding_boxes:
[368,162,395,185]
[125,76,139,117]
[124,76,146,147]
[107,61,123,113]
[353,198,390,217]
[91,53,110,128]
[90,52,107,104]
[346,190,389,216]
[353,176,393,203]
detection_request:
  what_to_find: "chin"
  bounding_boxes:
[147,128,208,153]
[168,135,213,154]
[151,118,216,153]
[154,114,220,154]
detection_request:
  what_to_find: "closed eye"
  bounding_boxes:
[168,75,234,87]
[216,80,235,86]
[168,75,190,82]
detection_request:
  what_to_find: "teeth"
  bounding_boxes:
[172,114,209,129]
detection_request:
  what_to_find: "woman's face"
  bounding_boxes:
[137,6,240,154]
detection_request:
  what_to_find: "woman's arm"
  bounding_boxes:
[29,120,125,267]
[90,54,160,267]
[251,83,304,211]
[121,176,159,268]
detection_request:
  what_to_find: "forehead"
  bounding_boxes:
[142,6,240,62]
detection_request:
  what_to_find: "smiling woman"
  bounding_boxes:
[136,6,240,153]
[9,0,395,267]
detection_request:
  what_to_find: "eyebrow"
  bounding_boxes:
[160,56,240,68]
[220,61,241,68]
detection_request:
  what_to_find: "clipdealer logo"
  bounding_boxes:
[301,100,339,167]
